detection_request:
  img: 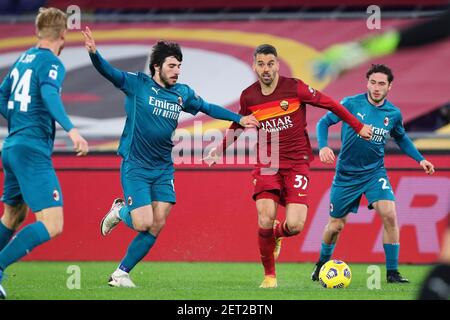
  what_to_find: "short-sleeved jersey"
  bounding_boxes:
[1,47,66,150]
[324,93,405,175]
[237,76,362,168]
[116,71,207,169]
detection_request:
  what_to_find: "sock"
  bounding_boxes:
[418,264,450,300]
[319,241,336,263]
[0,221,50,270]
[383,243,400,271]
[119,206,134,230]
[274,221,295,238]
[118,232,156,273]
[0,221,14,251]
[258,227,276,276]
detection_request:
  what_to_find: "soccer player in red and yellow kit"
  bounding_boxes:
[205,44,372,288]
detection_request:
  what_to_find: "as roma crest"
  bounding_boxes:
[279,100,289,111]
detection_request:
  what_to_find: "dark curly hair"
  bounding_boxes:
[149,40,183,76]
[366,64,394,83]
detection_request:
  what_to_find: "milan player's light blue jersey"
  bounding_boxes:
[0,47,73,152]
[117,71,209,168]
[89,51,241,169]
[317,93,424,176]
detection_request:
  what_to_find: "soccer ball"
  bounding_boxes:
[319,259,352,289]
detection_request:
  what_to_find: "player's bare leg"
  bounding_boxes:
[373,200,408,283]
[130,205,154,232]
[273,203,307,260]
[256,198,278,288]
[440,229,450,264]
[149,201,172,237]
[35,207,64,239]
[1,203,29,233]
[311,216,346,281]
[323,217,346,245]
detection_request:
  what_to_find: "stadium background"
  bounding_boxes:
[0,0,449,264]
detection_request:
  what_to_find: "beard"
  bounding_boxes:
[159,71,177,88]
[369,91,386,103]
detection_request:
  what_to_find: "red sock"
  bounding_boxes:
[274,221,294,238]
[258,227,276,276]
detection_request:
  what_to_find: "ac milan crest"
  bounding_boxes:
[53,190,60,201]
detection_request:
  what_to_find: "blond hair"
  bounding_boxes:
[35,7,67,40]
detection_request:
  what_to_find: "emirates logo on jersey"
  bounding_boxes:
[53,190,60,201]
[279,100,289,111]
[384,117,389,126]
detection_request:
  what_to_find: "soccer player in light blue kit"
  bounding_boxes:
[82,27,258,287]
[311,64,435,283]
[0,8,89,299]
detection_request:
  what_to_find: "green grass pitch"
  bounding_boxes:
[2,262,431,300]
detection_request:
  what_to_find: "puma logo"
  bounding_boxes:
[151,87,160,95]
[357,112,366,120]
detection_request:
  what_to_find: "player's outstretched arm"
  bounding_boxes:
[239,115,259,128]
[199,102,259,128]
[202,121,246,167]
[82,26,125,88]
[298,82,372,140]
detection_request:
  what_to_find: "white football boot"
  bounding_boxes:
[108,269,136,288]
[100,198,125,236]
[0,284,6,299]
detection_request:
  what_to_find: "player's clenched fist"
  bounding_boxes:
[358,124,373,140]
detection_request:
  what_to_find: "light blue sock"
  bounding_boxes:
[0,221,50,270]
[319,241,336,263]
[383,243,400,271]
[0,221,14,251]
[119,232,156,273]
[119,206,134,230]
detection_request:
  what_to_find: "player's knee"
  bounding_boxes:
[48,222,63,238]
[133,220,153,232]
[328,220,345,234]
[258,214,275,228]
[382,210,397,227]
[287,221,304,235]
[15,206,28,226]
[150,219,166,234]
